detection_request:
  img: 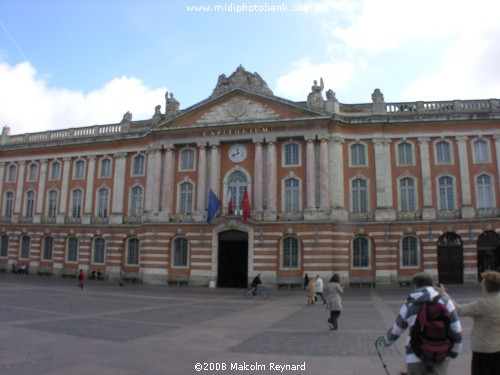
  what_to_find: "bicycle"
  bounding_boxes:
[244,286,269,299]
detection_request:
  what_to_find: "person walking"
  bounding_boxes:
[77,268,85,290]
[436,270,500,375]
[326,274,343,330]
[303,273,309,290]
[306,277,316,305]
[378,272,462,375]
[315,274,326,304]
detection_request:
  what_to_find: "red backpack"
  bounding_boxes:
[410,297,452,366]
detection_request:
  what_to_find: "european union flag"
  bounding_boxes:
[206,189,221,224]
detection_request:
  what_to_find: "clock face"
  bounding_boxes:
[229,144,247,163]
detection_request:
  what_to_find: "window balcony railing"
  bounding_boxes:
[348,211,375,222]
[280,211,303,221]
[91,216,108,225]
[436,210,461,220]
[171,213,194,222]
[475,208,500,218]
[0,215,11,223]
[65,217,82,224]
[397,210,422,221]
[124,215,143,224]
[19,216,33,224]
[41,216,56,224]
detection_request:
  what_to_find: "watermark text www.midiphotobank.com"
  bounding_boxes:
[186,2,314,14]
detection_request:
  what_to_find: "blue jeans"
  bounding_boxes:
[328,311,341,329]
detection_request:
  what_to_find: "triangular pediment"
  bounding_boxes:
[160,89,324,128]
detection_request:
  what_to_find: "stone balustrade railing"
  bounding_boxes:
[2,98,498,146]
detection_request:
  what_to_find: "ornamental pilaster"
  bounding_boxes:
[253,138,264,212]
[265,138,277,219]
[14,161,26,215]
[162,145,175,215]
[319,137,330,210]
[0,163,5,209]
[209,142,221,198]
[36,159,49,215]
[82,156,97,224]
[196,143,207,213]
[329,136,347,220]
[145,148,162,215]
[456,136,474,218]
[418,137,435,220]
[305,137,316,211]
[373,138,395,220]
[110,152,127,223]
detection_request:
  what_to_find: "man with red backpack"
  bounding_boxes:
[378,272,463,374]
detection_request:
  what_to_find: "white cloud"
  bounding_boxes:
[274,58,355,101]
[0,61,167,135]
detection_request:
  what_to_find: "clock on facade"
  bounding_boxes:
[229,144,247,163]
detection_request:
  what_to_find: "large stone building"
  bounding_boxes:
[1,66,499,287]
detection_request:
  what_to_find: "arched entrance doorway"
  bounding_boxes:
[477,231,500,280]
[217,230,248,288]
[437,232,464,284]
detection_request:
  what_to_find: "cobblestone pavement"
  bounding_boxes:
[0,273,477,375]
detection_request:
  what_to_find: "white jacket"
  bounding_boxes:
[314,277,323,293]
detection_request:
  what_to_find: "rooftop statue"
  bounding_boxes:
[307,78,325,111]
[122,111,133,122]
[165,92,180,116]
[211,65,274,97]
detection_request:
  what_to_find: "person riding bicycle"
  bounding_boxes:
[250,273,263,295]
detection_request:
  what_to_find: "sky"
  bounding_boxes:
[1,0,499,135]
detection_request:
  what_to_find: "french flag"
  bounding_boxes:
[227,185,233,214]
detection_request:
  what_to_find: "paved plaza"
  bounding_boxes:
[0,274,479,375]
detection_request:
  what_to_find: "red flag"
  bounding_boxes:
[241,187,251,221]
[227,185,233,214]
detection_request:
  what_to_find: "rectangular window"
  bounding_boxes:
[173,238,188,267]
[284,143,299,166]
[0,235,8,257]
[283,237,299,268]
[67,238,78,262]
[42,237,53,260]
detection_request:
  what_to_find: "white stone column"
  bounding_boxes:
[494,135,500,195]
[0,163,5,209]
[253,137,264,214]
[162,145,175,215]
[35,159,48,220]
[456,136,474,218]
[329,136,347,220]
[265,138,277,219]
[14,161,26,215]
[57,157,72,223]
[195,143,207,220]
[418,137,435,220]
[145,148,162,216]
[373,138,395,221]
[110,152,127,224]
[305,137,316,212]
[82,155,96,224]
[209,143,221,197]
[319,137,330,210]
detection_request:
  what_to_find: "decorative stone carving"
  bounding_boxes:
[307,78,325,111]
[372,88,386,114]
[197,97,279,124]
[211,65,274,97]
[122,111,132,122]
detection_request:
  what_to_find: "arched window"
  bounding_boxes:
[284,142,300,166]
[4,192,14,217]
[473,139,489,163]
[25,191,35,218]
[400,178,416,211]
[66,237,78,262]
[436,141,452,164]
[438,176,455,210]
[7,164,17,182]
[20,235,30,259]
[402,236,419,267]
[173,237,188,267]
[130,186,143,216]
[352,179,368,213]
[284,178,300,211]
[352,237,370,268]
[50,161,61,180]
[180,149,195,171]
[71,189,83,218]
[74,160,85,179]
[477,174,494,209]
[132,154,145,175]
[97,188,109,217]
[100,158,111,178]
[398,142,413,165]
[282,236,299,268]
[351,143,366,166]
[127,238,140,265]
[179,182,194,214]
[93,237,106,264]
[28,163,38,181]
[47,190,58,217]
[0,234,8,257]
[42,236,53,260]
[227,171,248,211]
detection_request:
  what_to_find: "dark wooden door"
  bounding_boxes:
[437,233,463,284]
